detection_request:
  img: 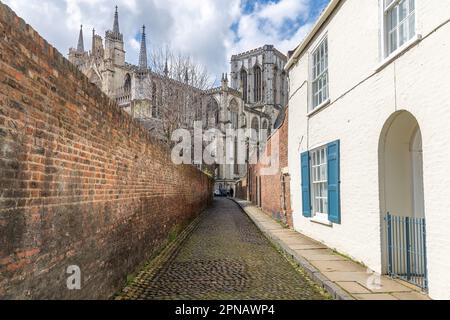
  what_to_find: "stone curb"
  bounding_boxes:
[230,198,355,301]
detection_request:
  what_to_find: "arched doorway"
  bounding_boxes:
[379,110,428,290]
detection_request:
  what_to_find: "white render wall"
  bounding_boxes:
[288,0,450,300]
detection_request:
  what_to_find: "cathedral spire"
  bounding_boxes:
[113,6,120,34]
[77,25,84,52]
[139,25,148,70]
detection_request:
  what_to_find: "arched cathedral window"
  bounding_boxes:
[197,99,203,122]
[241,69,248,103]
[124,74,131,92]
[241,113,247,128]
[262,119,270,140]
[254,66,262,102]
[207,98,219,127]
[251,117,260,142]
[215,105,220,126]
[230,99,239,129]
[273,66,278,105]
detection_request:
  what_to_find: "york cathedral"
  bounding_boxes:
[68,6,288,194]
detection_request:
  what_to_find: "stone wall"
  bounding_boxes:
[0,3,213,299]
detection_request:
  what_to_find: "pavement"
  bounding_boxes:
[233,199,431,301]
[116,198,329,300]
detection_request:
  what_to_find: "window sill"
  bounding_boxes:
[310,216,333,227]
[307,99,330,118]
[376,34,422,72]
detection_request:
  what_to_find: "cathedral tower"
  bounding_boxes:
[104,6,125,67]
[102,6,126,95]
[91,28,104,63]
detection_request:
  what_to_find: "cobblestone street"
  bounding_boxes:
[118,198,328,300]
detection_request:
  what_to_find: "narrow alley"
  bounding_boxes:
[117,199,328,300]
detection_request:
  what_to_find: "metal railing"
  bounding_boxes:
[384,213,428,290]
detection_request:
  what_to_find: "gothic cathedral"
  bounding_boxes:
[68,6,288,194]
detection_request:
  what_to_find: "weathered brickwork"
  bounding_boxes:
[236,110,292,228]
[0,3,213,299]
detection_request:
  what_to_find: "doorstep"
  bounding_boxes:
[232,199,431,301]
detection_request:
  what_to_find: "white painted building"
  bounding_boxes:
[286,0,450,299]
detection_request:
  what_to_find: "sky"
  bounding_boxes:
[3,0,330,82]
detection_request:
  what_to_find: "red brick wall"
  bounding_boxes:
[239,110,292,228]
[0,3,213,299]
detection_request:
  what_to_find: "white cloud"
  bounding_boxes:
[258,0,309,26]
[229,0,315,58]
[2,0,321,79]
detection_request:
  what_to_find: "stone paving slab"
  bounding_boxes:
[392,292,431,300]
[312,260,367,273]
[308,255,347,262]
[294,249,335,259]
[322,271,371,282]
[357,278,415,293]
[291,245,330,251]
[336,282,371,294]
[354,293,399,300]
[233,199,431,301]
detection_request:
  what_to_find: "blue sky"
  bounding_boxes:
[235,0,330,42]
[3,0,330,80]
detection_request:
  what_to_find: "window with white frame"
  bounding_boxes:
[384,0,416,56]
[311,37,329,109]
[310,146,328,220]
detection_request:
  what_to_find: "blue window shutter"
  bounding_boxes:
[301,152,312,217]
[327,140,341,224]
